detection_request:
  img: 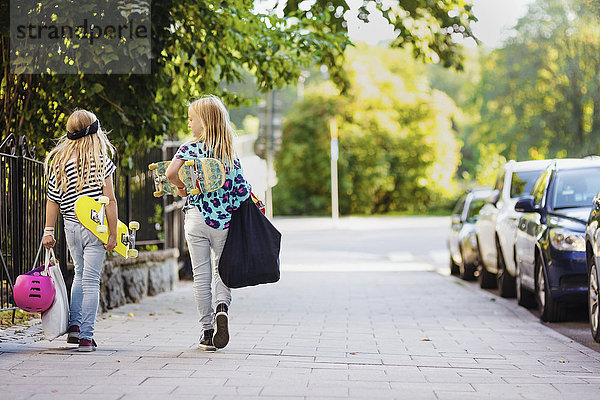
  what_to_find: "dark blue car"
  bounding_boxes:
[514,158,600,322]
[585,192,600,343]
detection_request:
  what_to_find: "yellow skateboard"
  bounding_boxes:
[148,158,225,197]
[74,196,139,259]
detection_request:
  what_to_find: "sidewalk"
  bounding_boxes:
[2,268,600,399]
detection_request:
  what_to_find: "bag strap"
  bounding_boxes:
[43,248,56,275]
[32,240,44,269]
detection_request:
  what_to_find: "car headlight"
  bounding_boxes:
[549,228,585,252]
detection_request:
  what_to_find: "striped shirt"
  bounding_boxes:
[47,156,116,223]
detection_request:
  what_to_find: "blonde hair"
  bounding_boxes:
[188,95,236,168]
[44,109,115,193]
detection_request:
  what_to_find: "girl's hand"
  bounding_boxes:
[105,234,117,251]
[43,235,56,249]
[177,186,187,197]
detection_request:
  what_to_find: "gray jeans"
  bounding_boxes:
[63,220,106,340]
[184,207,231,331]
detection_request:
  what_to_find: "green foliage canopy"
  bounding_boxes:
[274,46,461,215]
[286,0,479,69]
[1,0,349,160]
[472,0,600,161]
[1,0,478,163]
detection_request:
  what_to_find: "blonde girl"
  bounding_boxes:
[43,109,118,352]
[166,95,251,350]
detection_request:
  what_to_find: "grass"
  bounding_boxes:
[0,309,39,327]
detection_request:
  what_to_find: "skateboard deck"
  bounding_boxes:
[74,196,139,259]
[148,158,225,197]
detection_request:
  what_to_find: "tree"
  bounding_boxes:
[285,0,479,70]
[1,0,349,159]
[274,45,461,215]
[2,0,478,160]
[472,0,600,161]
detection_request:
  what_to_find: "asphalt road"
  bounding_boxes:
[274,215,600,355]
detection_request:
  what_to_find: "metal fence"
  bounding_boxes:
[0,136,189,312]
[114,143,188,267]
[0,134,68,311]
[114,146,164,247]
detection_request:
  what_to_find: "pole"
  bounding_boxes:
[330,118,339,220]
[265,91,274,219]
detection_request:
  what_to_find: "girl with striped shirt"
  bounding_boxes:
[43,109,118,352]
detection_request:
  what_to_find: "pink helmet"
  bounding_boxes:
[13,265,56,313]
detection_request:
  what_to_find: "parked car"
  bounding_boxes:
[585,192,600,342]
[515,158,600,322]
[476,160,551,295]
[449,187,493,280]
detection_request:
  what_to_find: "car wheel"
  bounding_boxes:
[589,260,600,342]
[450,255,460,276]
[496,240,516,298]
[516,256,536,308]
[537,257,566,322]
[478,262,497,289]
[459,246,476,280]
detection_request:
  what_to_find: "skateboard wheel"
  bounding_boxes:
[127,249,139,258]
[148,163,158,170]
[98,196,109,205]
[190,188,200,195]
[129,221,140,230]
[96,225,108,234]
[184,160,194,167]
[153,190,163,197]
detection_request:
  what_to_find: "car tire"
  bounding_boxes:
[450,256,460,276]
[516,260,536,308]
[460,263,476,280]
[459,246,476,280]
[479,263,497,289]
[536,257,566,322]
[589,259,600,343]
[496,240,516,298]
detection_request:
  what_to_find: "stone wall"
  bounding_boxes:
[99,249,179,312]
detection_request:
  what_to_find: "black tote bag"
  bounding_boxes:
[218,197,281,288]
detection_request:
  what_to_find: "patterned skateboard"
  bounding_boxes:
[74,196,139,259]
[148,158,225,197]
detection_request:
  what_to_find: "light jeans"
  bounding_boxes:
[63,220,106,341]
[184,207,231,331]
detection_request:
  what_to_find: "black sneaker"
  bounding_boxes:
[66,325,80,344]
[213,303,229,349]
[198,329,216,351]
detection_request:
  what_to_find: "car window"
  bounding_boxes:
[466,198,487,223]
[453,196,466,216]
[510,170,544,198]
[532,170,549,206]
[551,167,600,209]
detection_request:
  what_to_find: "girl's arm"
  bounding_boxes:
[42,200,59,249]
[166,158,187,197]
[103,175,118,251]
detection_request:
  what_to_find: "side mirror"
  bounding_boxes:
[487,190,501,206]
[515,195,538,213]
[451,215,461,224]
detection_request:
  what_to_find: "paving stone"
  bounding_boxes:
[2,218,600,399]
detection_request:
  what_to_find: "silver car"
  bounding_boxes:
[476,160,551,296]
[449,188,493,280]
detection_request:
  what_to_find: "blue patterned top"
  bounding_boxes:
[174,140,251,229]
